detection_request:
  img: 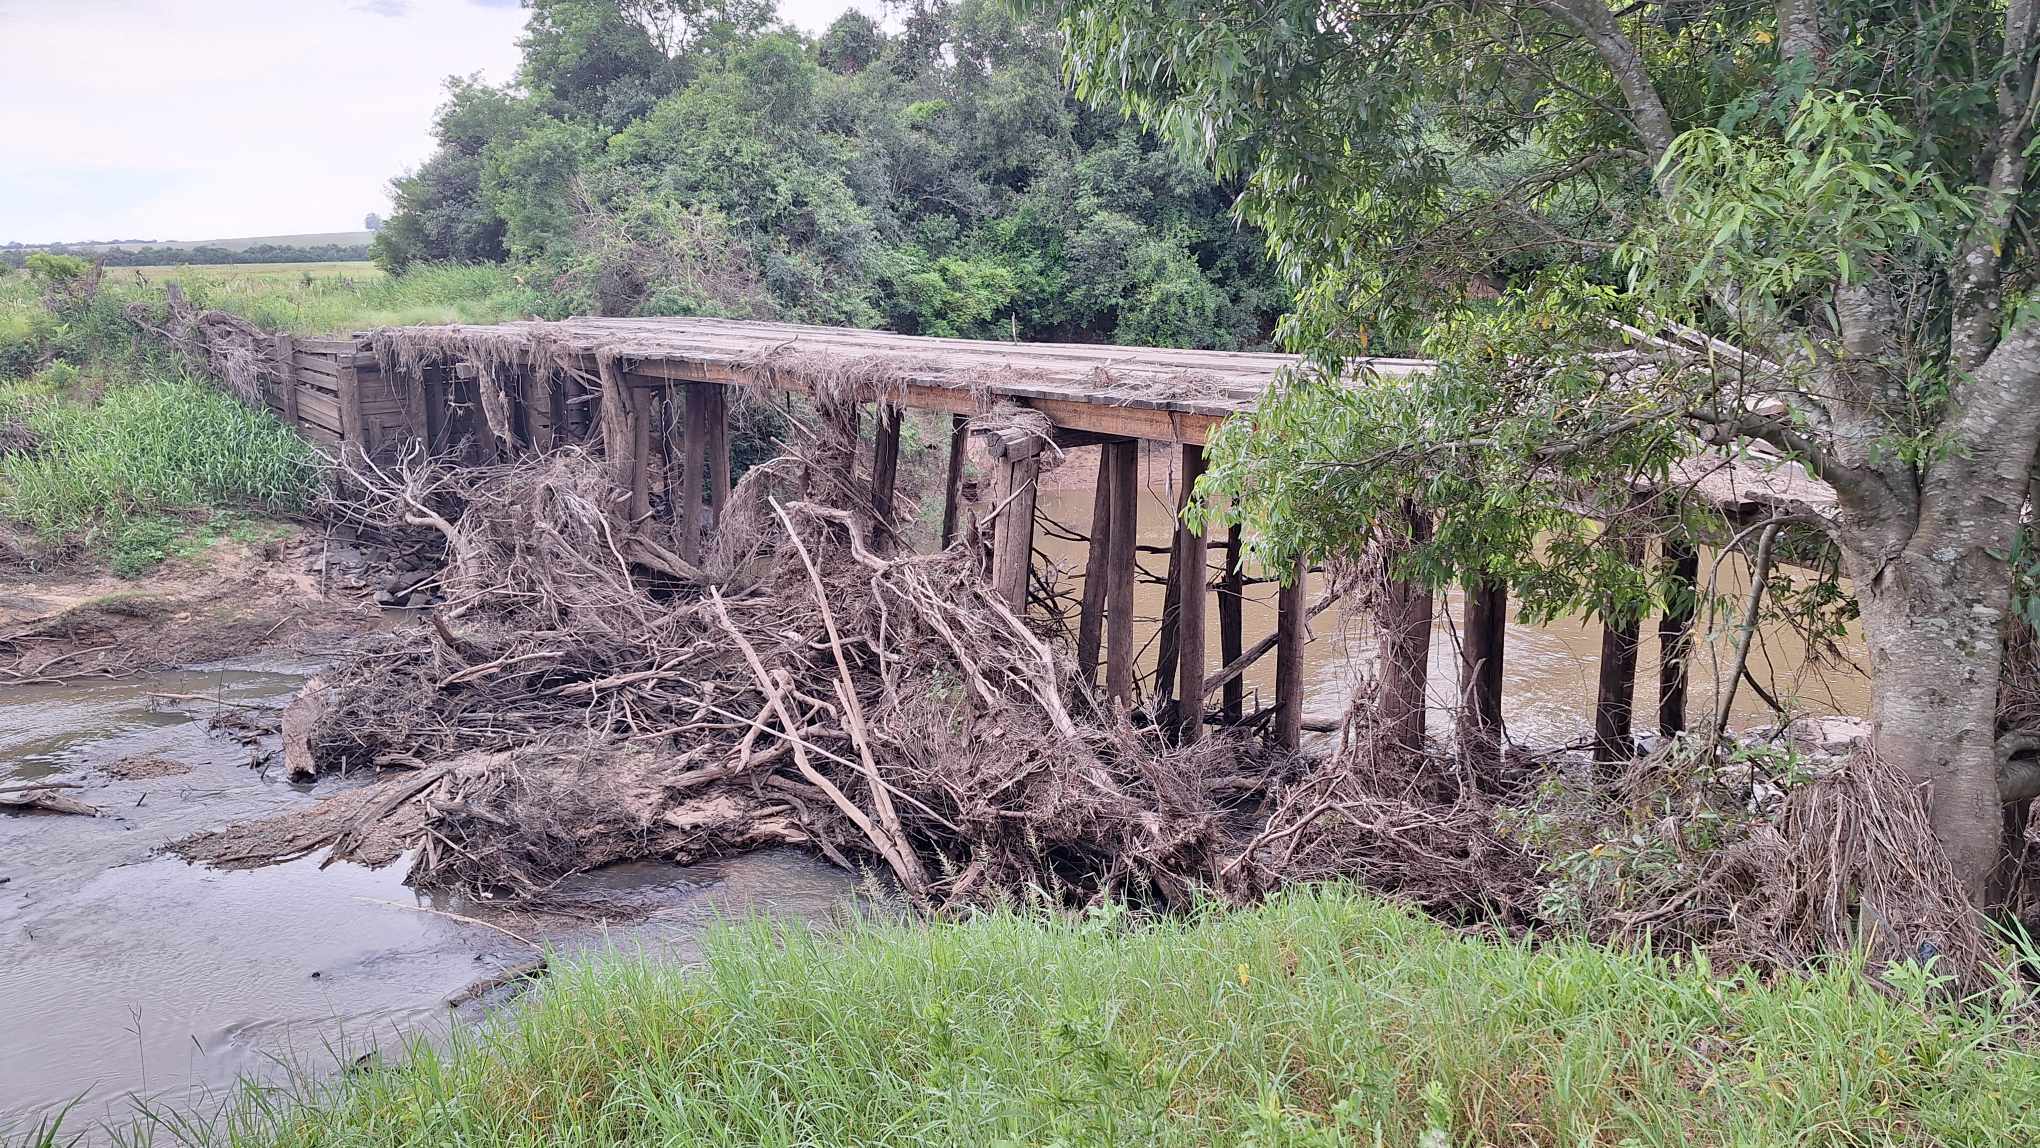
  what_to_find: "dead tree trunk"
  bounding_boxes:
[1458,575,1506,759]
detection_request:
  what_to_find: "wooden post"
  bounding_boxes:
[1594,535,1647,768]
[336,358,366,449]
[1275,567,1307,752]
[706,384,731,531]
[1658,537,1699,738]
[1459,576,1507,757]
[629,384,654,524]
[989,445,1041,611]
[871,402,903,525]
[1219,523,1244,725]
[1153,530,1184,713]
[939,414,969,549]
[271,334,299,430]
[1102,440,1140,710]
[1075,447,1116,685]
[1377,503,1434,752]
[678,383,712,562]
[1175,445,1209,743]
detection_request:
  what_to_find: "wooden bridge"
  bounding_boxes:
[260,316,1828,759]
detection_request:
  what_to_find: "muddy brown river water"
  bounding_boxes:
[0,653,862,1133]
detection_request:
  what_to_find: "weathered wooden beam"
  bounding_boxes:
[939,413,969,549]
[1275,568,1307,752]
[336,358,367,449]
[1658,537,1699,738]
[1102,440,1140,709]
[871,402,903,525]
[618,355,1226,444]
[1175,444,1209,743]
[706,383,731,530]
[1377,503,1434,752]
[679,384,712,562]
[989,450,1041,611]
[1459,576,1507,757]
[272,334,300,429]
[629,385,654,524]
[1075,446,1116,685]
[1219,523,1244,725]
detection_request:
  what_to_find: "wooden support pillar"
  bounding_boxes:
[678,383,712,562]
[1219,523,1245,725]
[1459,576,1507,757]
[1658,537,1699,738]
[988,430,1043,612]
[871,403,903,525]
[1594,535,1647,768]
[1174,445,1209,743]
[706,384,731,532]
[1153,529,1184,711]
[1075,447,1116,685]
[1377,503,1435,753]
[1275,567,1307,752]
[939,414,969,549]
[271,334,300,430]
[1102,440,1140,710]
[629,386,654,523]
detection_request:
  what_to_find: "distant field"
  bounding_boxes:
[63,231,376,254]
[106,261,383,284]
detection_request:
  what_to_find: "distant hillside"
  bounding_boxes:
[35,231,376,254]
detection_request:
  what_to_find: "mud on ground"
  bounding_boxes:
[0,526,380,682]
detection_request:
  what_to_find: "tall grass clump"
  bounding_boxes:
[154,886,2040,1147]
[0,377,314,539]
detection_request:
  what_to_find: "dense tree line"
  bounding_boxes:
[372,0,1285,349]
[1,243,373,269]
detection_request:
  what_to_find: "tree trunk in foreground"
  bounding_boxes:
[1853,548,2017,904]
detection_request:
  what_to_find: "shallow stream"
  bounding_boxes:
[0,655,860,1132]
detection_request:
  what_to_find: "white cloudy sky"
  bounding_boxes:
[0,0,882,244]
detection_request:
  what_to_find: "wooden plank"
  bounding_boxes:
[272,335,300,429]
[1102,440,1139,709]
[291,352,343,380]
[618,355,1227,444]
[1175,444,1209,743]
[1658,538,1699,737]
[679,384,711,562]
[939,413,968,549]
[1460,577,1507,757]
[1275,569,1306,753]
[1219,524,1244,724]
[293,336,367,355]
[336,361,366,446]
[871,403,902,525]
[989,451,1040,611]
[293,392,343,434]
[1075,447,1116,685]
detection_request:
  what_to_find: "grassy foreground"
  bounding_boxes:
[88,887,2040,1147]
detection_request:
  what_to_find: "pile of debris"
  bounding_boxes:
[170,382,1998,987]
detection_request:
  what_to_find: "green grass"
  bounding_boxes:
[0,375,314,572]
[50,886,2040,1147]
[106,261,385,284]
[170,261,544,335]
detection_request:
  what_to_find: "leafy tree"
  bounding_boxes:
[1043,0,2040,900]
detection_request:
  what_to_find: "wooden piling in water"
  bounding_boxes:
[988,434,1042,612]
[1594,535,1648,767]
[1378,503,1434,752]
[1275,567,1307,752]
[1102,440,1139,710]
[1219,523,1244,725]
[1658,537,1698,737]
[1175,445,1208,743]
[1460,575,1507,755]
[1076,447,1115,686]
